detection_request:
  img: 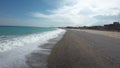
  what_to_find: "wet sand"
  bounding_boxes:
[48,29,120,68]
[26,33,64,68]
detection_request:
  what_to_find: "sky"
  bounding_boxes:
[0,0,120,27]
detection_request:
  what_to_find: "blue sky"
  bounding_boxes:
[0,0,120,27]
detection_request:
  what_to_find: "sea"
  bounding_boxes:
[0,26,66,68]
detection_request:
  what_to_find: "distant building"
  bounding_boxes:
[63,22,120,31]
[104,22,120,31]
[87,26,103,30]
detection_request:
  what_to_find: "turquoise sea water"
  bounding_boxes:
[0,26,65,52]
[0,26,55,36]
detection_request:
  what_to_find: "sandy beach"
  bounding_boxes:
[48,29,120,68]
[80,29,120,39]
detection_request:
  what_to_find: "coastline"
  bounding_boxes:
[0,28,66,68]
[26,30,65,68]
[48,29,120,68]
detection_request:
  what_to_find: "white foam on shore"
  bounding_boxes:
[0,29,66,52]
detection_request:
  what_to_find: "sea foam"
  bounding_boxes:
[0,29,66,52]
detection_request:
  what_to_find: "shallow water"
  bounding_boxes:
[0,27,66,68]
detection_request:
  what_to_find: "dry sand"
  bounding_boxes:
[48,29,120,68]
[80,29,120,39]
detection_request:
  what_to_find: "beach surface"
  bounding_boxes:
[48,29,120,68]
[81,29,120,39]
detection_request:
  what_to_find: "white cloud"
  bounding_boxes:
[32,0,120,26]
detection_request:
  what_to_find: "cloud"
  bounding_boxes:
[32,0,120,26]
[94,14,120,20]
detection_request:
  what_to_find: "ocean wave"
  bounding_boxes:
[0,29,66,52]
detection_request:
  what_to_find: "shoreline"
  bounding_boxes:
[0,29,66,68]
[48,29,120,68]
[26,31,65,68]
